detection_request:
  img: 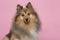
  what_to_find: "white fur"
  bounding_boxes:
[14,39,19,40]
[29,29,38,38]
[20,29,38,40]
[3,29,38,40]
[3,37,9,40]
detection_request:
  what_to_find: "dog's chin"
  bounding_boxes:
[25,22,29,25]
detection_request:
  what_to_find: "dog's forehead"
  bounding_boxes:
[23,8,28,13]
[21,8,30,13]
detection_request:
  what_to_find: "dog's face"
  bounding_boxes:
[14,2,40,31]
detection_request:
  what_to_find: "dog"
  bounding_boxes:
[3,2,41,40]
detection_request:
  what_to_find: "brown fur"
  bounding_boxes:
[16,8,37,30]
[3,2,41,40]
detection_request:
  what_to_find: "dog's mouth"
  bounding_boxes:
[24,18,30,24]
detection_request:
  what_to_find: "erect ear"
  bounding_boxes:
[26,2,33,9]
[17,4,23,11]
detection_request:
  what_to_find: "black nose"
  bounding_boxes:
[25,18,28,22]
[24,18,30,24]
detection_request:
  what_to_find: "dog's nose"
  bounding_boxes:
[25,18,28,22]
[24,18,30,24]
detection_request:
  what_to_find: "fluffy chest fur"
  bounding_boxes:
[13,29,38,40]
[3,2,41,40]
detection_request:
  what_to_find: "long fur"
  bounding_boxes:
[3,2,41,40]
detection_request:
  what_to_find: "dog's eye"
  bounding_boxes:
[22,14,24,16]
[28,13,30,15]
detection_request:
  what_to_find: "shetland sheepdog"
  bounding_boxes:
[3,2,41,40]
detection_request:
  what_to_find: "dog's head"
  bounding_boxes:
[14,2,40,31]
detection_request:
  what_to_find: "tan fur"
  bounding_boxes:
[16,8,37,30]
[10,33,19,40]
[3,2,40,40]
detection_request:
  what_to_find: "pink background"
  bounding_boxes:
[0,0,60,40]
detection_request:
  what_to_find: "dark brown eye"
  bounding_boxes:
[22,14,24,16]
[28,13,30,15]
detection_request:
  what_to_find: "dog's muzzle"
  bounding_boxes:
[24,18,30,24]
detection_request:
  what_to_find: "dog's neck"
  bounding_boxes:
[12,26,37,37]
[11,22,38,39]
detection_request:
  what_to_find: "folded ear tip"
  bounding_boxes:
[28,2,31,3]
[17,4,20,7]
[26,2,32,8]
[16,4,23,10]
[28,2,31,4]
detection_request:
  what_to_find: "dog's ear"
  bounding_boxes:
[17,4,23,11]
[26,2,33,9]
